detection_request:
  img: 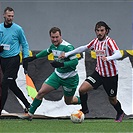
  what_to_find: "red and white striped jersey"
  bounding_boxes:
[87,36,119,77]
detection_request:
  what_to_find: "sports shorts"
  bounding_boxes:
[1,54,20,80]
[44,72,79,97]
[85,71,118,97]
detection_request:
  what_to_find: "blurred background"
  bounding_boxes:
[0,0,132,50]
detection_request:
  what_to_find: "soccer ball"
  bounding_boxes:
[70,110,85,123]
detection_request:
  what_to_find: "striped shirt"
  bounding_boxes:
[36,40,78,79]
[87,36,119,77]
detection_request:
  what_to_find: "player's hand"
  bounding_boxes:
[23,56,37,63]
[22,56,37,73]
[101,56,107,62]
[50,61,64,68]
[0,46,4,52]
[58,52,65,59]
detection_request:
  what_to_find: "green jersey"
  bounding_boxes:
[36,40,78,79]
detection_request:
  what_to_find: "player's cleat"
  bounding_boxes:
[115,112,124,122]
[19,113,33,121]
[80,109,89,114]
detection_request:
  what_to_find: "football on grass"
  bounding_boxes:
[70,110,85,123]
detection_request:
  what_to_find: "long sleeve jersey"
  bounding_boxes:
[36,40,78,79]
[0,22,29,58]
[65,36,122,77]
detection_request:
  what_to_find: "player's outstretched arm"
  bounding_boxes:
[59,45,88,59]
[22,56,37,73]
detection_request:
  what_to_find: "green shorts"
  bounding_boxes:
[44,72,79,96]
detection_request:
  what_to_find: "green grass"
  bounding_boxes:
[0,119,133,133]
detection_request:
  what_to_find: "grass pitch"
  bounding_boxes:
[0,118,133,133]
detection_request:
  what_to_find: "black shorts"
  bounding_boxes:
[1,54,20,80]
[85,71,118,97]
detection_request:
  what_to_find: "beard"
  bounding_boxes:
[52,41,60,46]
[97,34,106,41]
[4,18,12,25]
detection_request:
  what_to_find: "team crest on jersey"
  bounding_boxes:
[95,50,106,56]
[52,50,62,56]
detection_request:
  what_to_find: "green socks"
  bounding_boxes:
[29,98,42,115]
[76,96,81,104]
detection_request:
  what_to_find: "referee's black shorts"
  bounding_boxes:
[1,54,20,80]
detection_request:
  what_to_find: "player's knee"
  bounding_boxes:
[79,81,92,94]
[79,89,87,95]
[36,90,45,100]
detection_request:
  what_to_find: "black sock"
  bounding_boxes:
[80,93,88,112]
[113,100,123,114]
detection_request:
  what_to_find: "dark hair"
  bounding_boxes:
[95,21,111,34]
[49,27,61,36]
[4,7,14,13]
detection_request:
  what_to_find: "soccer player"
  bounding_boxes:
[21,27,81,120]
[0,7,30,115]
[59,21,124,122]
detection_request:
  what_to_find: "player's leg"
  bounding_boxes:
[29,83,55,114]
[109,96,124,122]
[79,71,102,114]
[20,83,55,120]
[62,74,80,105]
[29,72,60,115]
[0,57,12,113]
[79,81,92,114]
[63,80,91,114]
[20,72,60,120]
[9,80,30,111]
[1,77,9,113]
[103,75,124,122]
[64,95,80,105]
[7,55,30,112]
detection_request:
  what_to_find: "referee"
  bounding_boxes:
[0,7,30,114]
